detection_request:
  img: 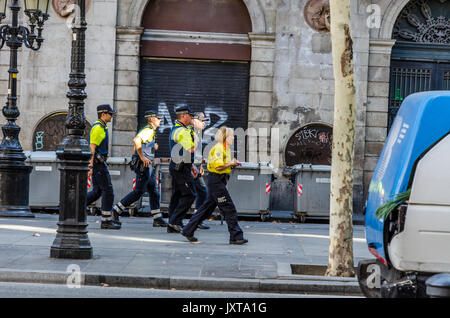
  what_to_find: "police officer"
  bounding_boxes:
[181,126,248,245]
[167,105,197,233]
[87,104,121,230]
[112,110,168,227]
[191,112,210,230]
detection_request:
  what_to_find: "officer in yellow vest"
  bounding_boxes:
[167,105,198,233]
[112,110,168,227]
[86,104,121,229]
[181,126,248,245]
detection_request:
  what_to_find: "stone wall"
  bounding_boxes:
[113,0,409,215]
[0,0,413,215]
[111,26,142,157]
[0,0,118,152]
[114,0,278,159]
[362,0,408,199]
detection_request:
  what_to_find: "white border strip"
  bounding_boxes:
[142,29,251,45]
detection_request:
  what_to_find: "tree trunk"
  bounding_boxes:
[325,0,356,277]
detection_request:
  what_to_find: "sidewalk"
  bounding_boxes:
[0,213,372,295]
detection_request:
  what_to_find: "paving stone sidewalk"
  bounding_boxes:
[0,214,372,295]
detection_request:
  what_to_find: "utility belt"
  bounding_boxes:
[170,160,192,172]
[129,153,152,174]
[209,172,230,182]
[93,152,108,166]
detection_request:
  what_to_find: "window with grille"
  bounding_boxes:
[388,60,450,130]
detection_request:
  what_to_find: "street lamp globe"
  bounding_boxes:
[22,0,50,50]
[25,0,50,15]
[24,0,37,11]
[24,0,50,14]
[38,0,50,14]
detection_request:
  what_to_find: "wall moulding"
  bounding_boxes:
[369,39,397,54]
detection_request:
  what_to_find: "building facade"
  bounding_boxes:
[3,0,449,215]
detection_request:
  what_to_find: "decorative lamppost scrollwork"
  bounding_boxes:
[0,0,50,218]
[50,0,93,259]
[0,0,49,50]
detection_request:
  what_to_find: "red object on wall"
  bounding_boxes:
[142,0,252,34]
[141,0,252,61]
[141,41,251,61]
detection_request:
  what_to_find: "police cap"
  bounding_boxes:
[175,105,195,116]
[97,104,116,114]
[144,110,163,119]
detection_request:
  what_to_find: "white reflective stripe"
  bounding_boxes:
[102,211,112,216]
[151,209,161,218]
[172,127,183,142]
[101,216,112,221]
[113,205,123,215]
[118,202,126,210]
[218,196,227,203]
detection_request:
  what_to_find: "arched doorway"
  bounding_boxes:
[388,0,450,129]
[32,112,91,152]
[139,0,252,158]
[284,123,333,166]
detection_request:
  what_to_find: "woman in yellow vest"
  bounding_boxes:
[181,126,248,245]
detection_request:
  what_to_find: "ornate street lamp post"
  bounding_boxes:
[0,0,49,217]
[50,0,92,259]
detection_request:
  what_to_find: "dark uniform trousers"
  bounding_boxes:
[86,162,114,212]
[168,163,196,226]
[183,172,244,241]
[119,165,160,210]
[193,164,208,210]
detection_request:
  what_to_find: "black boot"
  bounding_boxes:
[229,238,248,245]
[112,210,122,226]
[197,221,210,229]
[167,224,182,233]
[101,220,121,230]
[112,204,124,226]
[181,230,198,242]
[153,217,168,227]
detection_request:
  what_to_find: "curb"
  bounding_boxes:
[0,269,362,296]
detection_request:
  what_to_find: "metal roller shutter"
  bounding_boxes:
[139,58,250,158]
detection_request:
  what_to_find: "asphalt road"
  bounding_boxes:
[0,282,359,298]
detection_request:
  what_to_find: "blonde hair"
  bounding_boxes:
[215,126,234,143]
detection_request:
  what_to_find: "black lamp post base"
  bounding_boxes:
[50,247,93,260]
[0,163,34,218]
[50,137,93,260]
[50,248,93,260]
[50,226,93,259]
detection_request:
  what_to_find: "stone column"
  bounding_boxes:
[350,0,371,216]
[363,39,396,198]
[111,27,143,157]
[247,33,276,163]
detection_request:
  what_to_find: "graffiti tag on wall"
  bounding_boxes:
[285,124,333,166]
[143,102,232,158]
[33,112,91,151]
